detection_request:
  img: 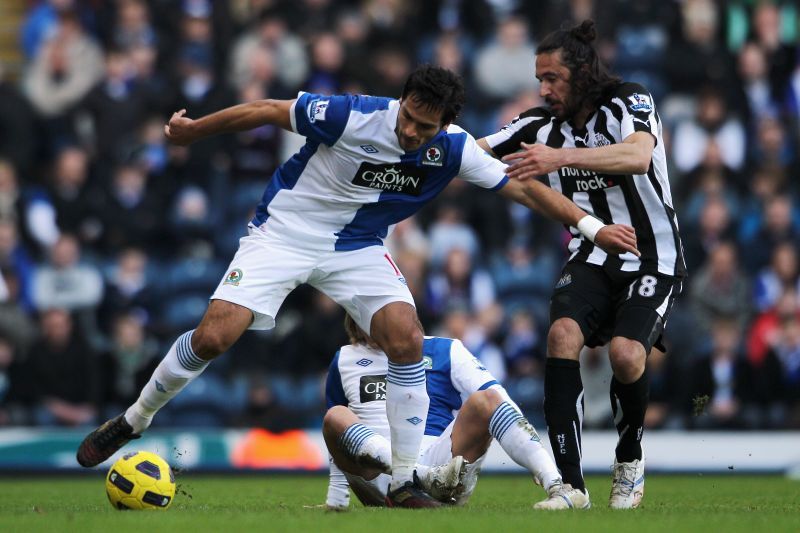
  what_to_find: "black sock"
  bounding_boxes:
[610,371,649,462]
[544,358,585,492]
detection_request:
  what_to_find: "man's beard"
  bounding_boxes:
[547,96,580,121]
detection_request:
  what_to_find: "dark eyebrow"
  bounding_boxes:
[404,107,439,129]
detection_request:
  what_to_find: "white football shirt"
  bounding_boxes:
[250,93,509,251]
[325,337,503,438]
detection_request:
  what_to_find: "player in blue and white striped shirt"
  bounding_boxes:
[320,315,590,510]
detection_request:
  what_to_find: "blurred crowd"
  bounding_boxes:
[0,0,799,431]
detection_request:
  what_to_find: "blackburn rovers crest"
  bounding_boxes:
[223,268,243,286]
[422,145,443,167]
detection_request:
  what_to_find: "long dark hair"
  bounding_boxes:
[537,20,620,109]
[401,64,465,125]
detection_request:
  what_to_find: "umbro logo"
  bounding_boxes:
[360,144,379,154]
[356,358,373,367]
[155,380,166,393]
[406,417,423,425]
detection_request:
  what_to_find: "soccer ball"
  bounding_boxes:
[105,451,176,510]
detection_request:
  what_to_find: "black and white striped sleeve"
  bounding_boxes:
[483,107,551,157]
[611,83,659,144]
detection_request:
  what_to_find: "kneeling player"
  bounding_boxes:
[321,315,590,510]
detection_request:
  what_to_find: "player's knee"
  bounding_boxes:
[323,406,351,435]
[190,327,233,359]
[459,390,503,428]
[382,326,423,364]
[609,337,646,380]
[322,407,338,431]
[474,388,504,417]
[547,319,583,358]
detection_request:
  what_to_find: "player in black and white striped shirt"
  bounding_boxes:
[478,20,686,509]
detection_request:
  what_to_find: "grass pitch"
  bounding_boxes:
[0,474,797,532]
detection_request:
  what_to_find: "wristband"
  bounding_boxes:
[577,215,605,243]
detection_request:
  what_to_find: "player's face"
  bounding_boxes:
[536,51,575,120]
[396,95,447,151]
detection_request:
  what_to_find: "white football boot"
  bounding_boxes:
[609,456,645,509]
[416,455,468,503]
[533,483,591,510]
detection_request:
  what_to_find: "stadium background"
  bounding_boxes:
[0,0,797,473]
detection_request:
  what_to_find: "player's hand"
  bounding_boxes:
[164,109,197,146]
[594,224,640,257]
[502,143,563,180]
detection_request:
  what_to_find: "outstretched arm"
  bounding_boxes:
[501,132,655,180]
[476,137,496,157]
[498,179,639,256]
[164,99,295,146]
[498,178,585,227]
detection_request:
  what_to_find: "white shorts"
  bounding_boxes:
[345,420,486,506]
[210,227,415,333]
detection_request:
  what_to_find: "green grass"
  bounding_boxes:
[0,474,797,532]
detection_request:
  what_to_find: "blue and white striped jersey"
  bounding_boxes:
[325,337,502,438]
[250,93,509,251]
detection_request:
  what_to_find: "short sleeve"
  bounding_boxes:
[612,83,659,144]
[448,339,500,394]
[292,92,353,146]
[483,107,551,158]
[325,351,348,408]
[457,132,509,191]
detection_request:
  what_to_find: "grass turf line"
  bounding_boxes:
[0,474,797,532]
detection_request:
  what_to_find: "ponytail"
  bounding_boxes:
[537,19,620,109]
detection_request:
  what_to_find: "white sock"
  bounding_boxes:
[489,401,562,491]
[326,459,351,508]
[124,330,208,433]
[386,360,429,490]
[338,423,391,472]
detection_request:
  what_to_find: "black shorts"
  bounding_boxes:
[549,262,683,353]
